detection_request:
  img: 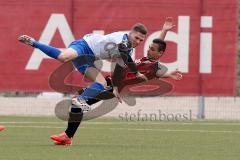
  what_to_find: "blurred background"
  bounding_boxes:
[0,0,238,120]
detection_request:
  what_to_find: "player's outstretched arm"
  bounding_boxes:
[118,42,148,81]
[159,17,176,40]
[161,70,183,80]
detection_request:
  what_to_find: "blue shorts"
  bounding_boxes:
[69,39,95,74]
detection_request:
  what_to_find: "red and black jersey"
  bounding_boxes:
[112,57,167,91]
[111,57,168,91]
[124,57,163,79]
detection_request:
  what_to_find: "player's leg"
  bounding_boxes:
[72,67,107,110]
[51,87,109,145]
[77,76,114,105]
[53,76,113,144]
[51,83,109,145]
[51,76,114,145]
[64,106,83,138]
[18,35,78,62]
[66,38,108,100]
[50,106,83,145]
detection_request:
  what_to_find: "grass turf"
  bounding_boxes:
[0,116,240,160]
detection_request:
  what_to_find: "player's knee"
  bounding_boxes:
[102,81,108,89]
[96,80,107,89]
[57,54,70,62]
[69,107,83,122]
[70,107,83,114]
[57,50,78,62]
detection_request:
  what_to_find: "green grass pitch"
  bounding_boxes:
[0,116,240,160]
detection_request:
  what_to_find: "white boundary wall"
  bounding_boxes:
[0,97,239,120]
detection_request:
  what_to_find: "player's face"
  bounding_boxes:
[147,43,163,60]
[128,31,146,48]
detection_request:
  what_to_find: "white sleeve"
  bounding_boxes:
[156,62,168,77]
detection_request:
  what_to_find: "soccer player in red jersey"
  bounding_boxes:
[50,17,182,145]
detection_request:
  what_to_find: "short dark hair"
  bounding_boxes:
[152,39,166,52]
[131,23,148,35]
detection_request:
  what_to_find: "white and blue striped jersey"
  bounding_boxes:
[83,31,131,59]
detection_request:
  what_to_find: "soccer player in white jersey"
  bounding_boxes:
[18,24,148,112]
[49,17,181,146]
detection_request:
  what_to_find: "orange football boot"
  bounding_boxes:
[50,132,72,145]
[0,125,5,132]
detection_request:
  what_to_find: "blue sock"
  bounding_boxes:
[33,41,61,59]
[78,82,104,101]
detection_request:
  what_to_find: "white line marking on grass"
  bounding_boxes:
[1,121,240,126]
[109,128,240,134]
[2,125,240,134]
[5,125,66,129]
[0,122,65,124]
[84,121,240,126]
[5,125,86,129]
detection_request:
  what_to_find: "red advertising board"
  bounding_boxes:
[0,0,237,95]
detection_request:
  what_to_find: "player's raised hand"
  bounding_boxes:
[169,70,183,80]
[162,17,176,31]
